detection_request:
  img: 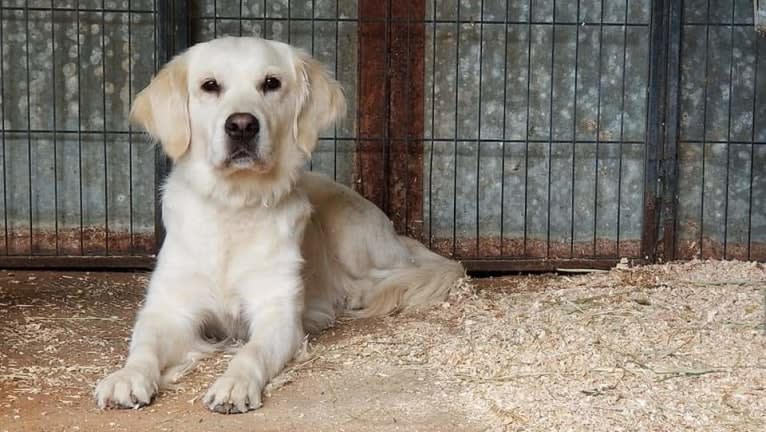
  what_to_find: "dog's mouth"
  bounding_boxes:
[223,137,262,169]
[222,148,274,175]
[226,149,258,167]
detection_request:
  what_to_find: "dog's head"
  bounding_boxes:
[130,37,345,179]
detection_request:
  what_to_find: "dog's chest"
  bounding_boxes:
[163,188,308,290]
[180,203,284,273]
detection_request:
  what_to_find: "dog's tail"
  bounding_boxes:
[350,237,466,318]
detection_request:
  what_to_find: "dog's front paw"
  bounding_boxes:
[95,367,158,409]
[203,375,262,414]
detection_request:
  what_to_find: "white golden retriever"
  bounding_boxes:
[94,37,464,414]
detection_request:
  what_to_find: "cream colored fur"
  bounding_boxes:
[94,36,464,414]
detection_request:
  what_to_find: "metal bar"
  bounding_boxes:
[356,0,364,202]
[333,0,339,180]
[2,6,155,14]
[546,2,556,258]
[523,0,532,256]
[679,139,766,145]
[570,0,581,258]
[427,0,436,249]
[76,0,84,254]
[659,0,682,261]
[593,0,605,256]
[213,0,217,36]
[51,3,59,255]
[388,0,425,237]
[383,0,390,215]
[186,14,657,26]
[0,131,665,145]
[176,0,190,53]
[308,0,314,172]
[722,1,736,259]
[287,0,291,43]
[0,255,156,270]
[128,0,134,254]
[0,255,639,273]
[0,128,154,135]
[404,0,411,236]
[462,258,643,273]
[476,0,485,255]
[24,3,33,253]
[499,0,510,257]
[406,0,426,240]
[239,0,243,36]
[641,0,670,262]
[452,0,460,256]
[355,0,389,209]
[0,4,6,255]
[155,0,168,251]
[698,0,711,258]
[155,0,190,252]
[0,129,653,143]
[748,23,760,260]
[102,1,109,254]
[617,0,628,257]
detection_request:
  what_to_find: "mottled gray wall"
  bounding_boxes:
[677,0,766,259]
[2,0,764,261]
[424,0,650,256]
[0,0,156,254]
[0,0,360,256]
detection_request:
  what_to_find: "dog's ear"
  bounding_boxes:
[293,49,346,155]
[130,55,191,161]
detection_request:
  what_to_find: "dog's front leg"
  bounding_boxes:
[95,275,202,409]
[204,282,303,414]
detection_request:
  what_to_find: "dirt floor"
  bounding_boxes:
[0,260,764,432]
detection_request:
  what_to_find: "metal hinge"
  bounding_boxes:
[756,0,766,33]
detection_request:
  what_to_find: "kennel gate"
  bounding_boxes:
[0,0,764,271]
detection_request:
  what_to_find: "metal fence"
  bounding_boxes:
[0,0,764,271]
[0,0,158,267]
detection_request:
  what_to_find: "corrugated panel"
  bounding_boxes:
[422,0,651,260]
[0,1,158,258]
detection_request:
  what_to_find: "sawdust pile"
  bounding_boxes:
[297,260,766,431]
[1,261,764,431]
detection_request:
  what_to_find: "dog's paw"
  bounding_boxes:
[203,375,262,414]
[94,367,158,409]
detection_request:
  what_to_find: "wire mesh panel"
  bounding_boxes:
[186,0,655,268]
[0,0,158,263]
[675,0,766,261]
[422,0,651,263]
[0,0,763,270]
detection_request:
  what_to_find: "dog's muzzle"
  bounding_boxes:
[224,112,260,168]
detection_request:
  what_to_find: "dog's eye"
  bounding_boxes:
[201,79,220,93]
[262,77,281,92]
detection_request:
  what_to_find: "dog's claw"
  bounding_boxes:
[204,375,262,414]
[211,401,246,414]
[95,367,157,410]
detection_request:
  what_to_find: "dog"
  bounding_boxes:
[94,36,464,414]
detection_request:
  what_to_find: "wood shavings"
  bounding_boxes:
[0,262,764,431]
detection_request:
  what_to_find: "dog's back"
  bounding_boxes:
[298,171,465,332]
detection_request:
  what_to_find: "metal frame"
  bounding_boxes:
[0,0,763,272]
[642,0,682,262]
[155,0,191,248]
[0,1,161,267]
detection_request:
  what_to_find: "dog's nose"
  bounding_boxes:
[224,113,260,140]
